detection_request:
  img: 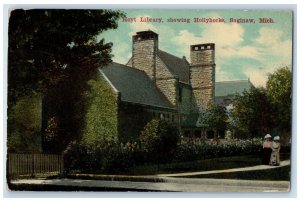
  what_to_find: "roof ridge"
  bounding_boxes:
[108,61,147,74]
[158,49,187,61]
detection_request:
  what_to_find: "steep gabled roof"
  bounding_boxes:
[100,62,174,109]
[215,80,253,97]
[158,50,190,83]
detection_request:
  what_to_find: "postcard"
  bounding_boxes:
[6,8,293,192]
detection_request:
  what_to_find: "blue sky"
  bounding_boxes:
[100,9,293,87]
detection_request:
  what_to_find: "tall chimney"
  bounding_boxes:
[190,43,215,110]
[132,30,158,82]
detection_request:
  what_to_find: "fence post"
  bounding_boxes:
[31,152,35,178]
[60,152,65,177]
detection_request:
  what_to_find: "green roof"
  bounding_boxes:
[101,62,174,109]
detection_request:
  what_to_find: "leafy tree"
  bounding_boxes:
[140,119,179,160]
[231,87,272,139]
[266,67,292,138]
[204,104,228,139]
[7,95,41,152]
[8,9,124,152]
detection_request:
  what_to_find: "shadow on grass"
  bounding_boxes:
[131,154,288,175]
[180,165,291,181]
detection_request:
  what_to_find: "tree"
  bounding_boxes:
[140,119,179,160]
[204,104,228,139]
[266,67,292,139]
[8,9,124,152]
[8,9,123,105]
[231,87,272,139]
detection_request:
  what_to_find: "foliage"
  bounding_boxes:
[7,95,41,152]
[204,104,228,137]
[231,86,272,138]
[266,67,292,134]
[8,9,124,106]
[140,119,179,161]
[8,9,124,152]
[230,67,291,140]
[174,139,263,162]
[82,76,119,147]
[63,140,144,174]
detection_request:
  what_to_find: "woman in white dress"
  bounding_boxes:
[270,136,281,166]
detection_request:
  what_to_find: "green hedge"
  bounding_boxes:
[174,139,263,162]
[64,138,279,174]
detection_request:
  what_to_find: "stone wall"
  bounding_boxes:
[132,31,158,81]
[177,83,192,115]
[155,57,177,106]
[190,44,215,110]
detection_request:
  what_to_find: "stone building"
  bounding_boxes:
[99,30,252,141]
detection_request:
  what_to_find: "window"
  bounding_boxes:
[207,45,211,49]
[201,46,205,50]
[194,46,198,50]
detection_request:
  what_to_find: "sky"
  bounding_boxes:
[100,9,293,87]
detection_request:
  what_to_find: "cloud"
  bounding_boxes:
[128,15,157,37]
[243,27,292,87]
[253,27,292,65]
[115,12,292,87]
[171,24,292,87]
[111,42,131,64]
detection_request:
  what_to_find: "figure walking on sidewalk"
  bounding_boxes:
[262,134,272,165]
[270,136,281,166]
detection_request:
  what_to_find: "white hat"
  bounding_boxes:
[274,136,280,141]
[264,134,271,139]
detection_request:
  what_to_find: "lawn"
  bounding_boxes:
[182,165,291,181]
[131,155,262,175]
[128,153,290,175]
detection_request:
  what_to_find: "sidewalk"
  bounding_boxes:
[9,177,290,192]
[9,160,291,192]
[158,160,290,177]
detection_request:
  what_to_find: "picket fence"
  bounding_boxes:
[8,153,63,177]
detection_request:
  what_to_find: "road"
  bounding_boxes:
[9,177,290,192]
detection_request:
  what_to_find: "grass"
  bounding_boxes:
[132,155,261,175]
[126,153,290,175]
[182,165,291,181]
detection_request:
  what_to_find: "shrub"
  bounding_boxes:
[174,139,263,162]
[140,119,179,162]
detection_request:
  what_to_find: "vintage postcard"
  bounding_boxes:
[6,8,293,192]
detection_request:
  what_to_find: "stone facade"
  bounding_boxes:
[177,82,192,116]
[132,31,158,82]
[190,44,215,110]
[131,31,215,112]
[155,57,178,106]
[100,30,218,142]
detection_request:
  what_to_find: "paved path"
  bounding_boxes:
[157,160,291,177]
[9,160,291,192]
[10,177,290,192]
